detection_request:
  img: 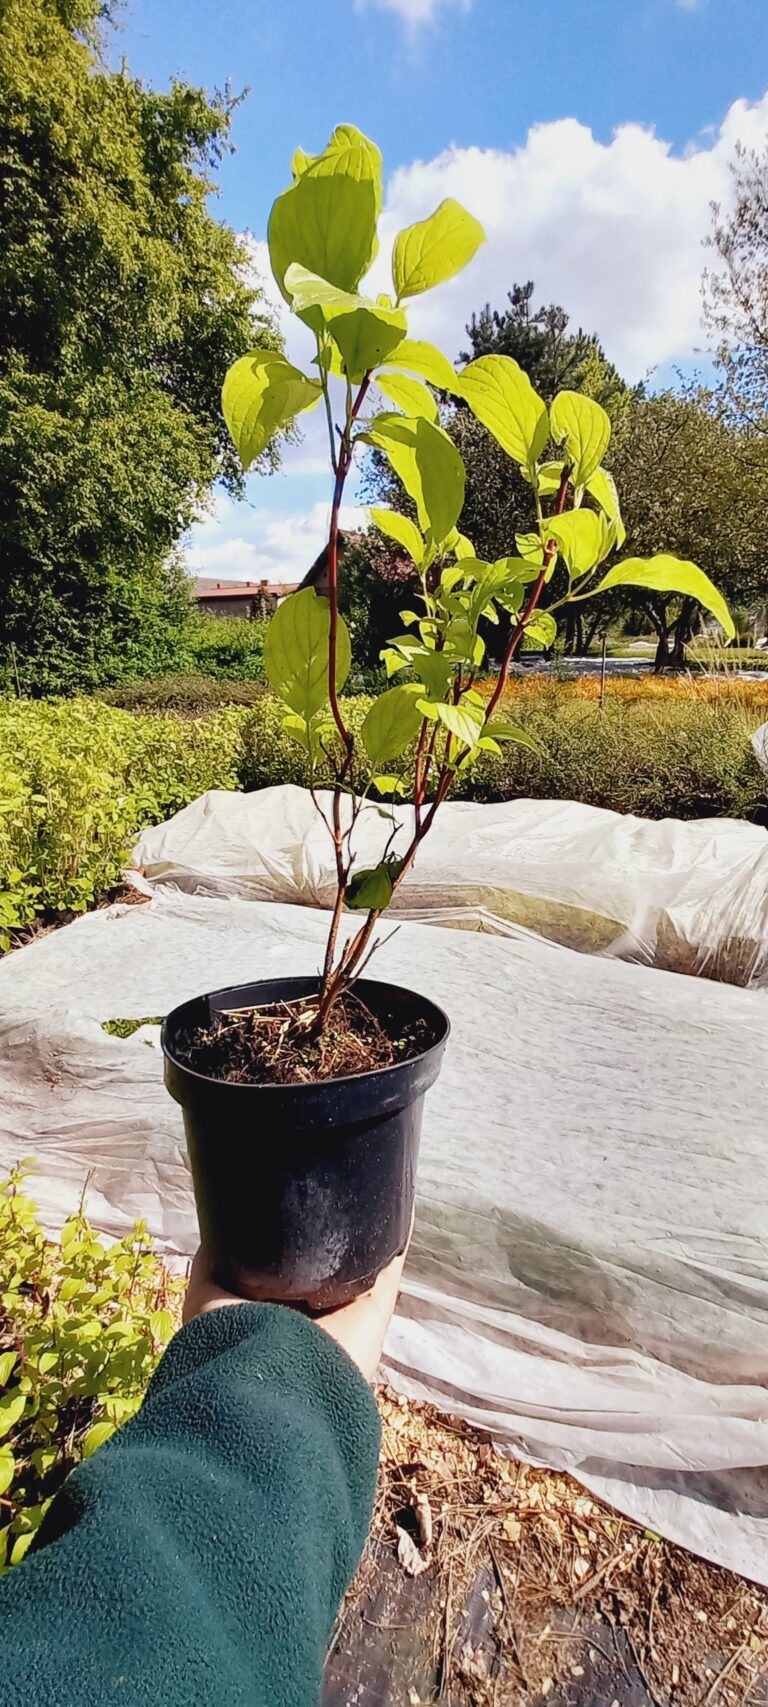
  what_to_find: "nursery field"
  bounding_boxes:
[0,677,765,942]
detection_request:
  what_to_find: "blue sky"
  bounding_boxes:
[112,0,768,583]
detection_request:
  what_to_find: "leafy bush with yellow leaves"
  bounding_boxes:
[0,1164,182,1572]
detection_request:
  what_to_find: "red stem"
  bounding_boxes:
[484,463,571,725]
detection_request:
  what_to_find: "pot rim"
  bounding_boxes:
[161,974,451,1095]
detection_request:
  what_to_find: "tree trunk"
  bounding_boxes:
[583,612,604,654]
[670,597,696,669]
[645,597,672,672]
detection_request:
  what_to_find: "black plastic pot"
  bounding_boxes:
[162,976,449,1310]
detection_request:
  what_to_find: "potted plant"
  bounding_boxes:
[162,124,734,1309]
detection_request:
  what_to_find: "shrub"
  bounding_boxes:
[0,699,246,924]
[238,684,767,823]
[0,1164,182,1571]
[102,672,266,714]
[184,614,268,682]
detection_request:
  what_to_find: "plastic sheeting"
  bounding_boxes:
[1,890,767,1585]
[131,785,768,986]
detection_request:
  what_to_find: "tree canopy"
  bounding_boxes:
[610,385,768,665]
[704,140,768,434]
[0,0,280,692]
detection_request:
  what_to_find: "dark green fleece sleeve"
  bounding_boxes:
[0,1303,381,1707]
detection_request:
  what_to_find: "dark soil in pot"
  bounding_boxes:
[173,989,430,1086]
[162,976,449,1311]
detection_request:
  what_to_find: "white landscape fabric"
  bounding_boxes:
[131,785,768,985]
[0,890,767,1585]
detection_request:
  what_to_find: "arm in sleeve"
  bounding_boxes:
[0,1303,381,1707]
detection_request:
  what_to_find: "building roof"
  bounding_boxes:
[193,579,299,601]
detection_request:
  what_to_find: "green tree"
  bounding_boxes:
[610,386,768,667]
[0,0,280,693]
[462,281,632,418]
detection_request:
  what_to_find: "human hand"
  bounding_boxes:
[183,1244,409,1384]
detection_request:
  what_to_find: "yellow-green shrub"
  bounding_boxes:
[237,686,767,823]
[0,699,247,926]
[0,1165,182,1571]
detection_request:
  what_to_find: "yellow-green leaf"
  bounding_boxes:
[0,1390,26,1439]
[264,588,351,717]
[369,507,425,567]
[0,1352,17,1388]
[586,466,626,547]
[149,1309,175,1346]
[82,1420,117,1459]
[380,338,465,397]
[484,719,542,755]
[375,371,438,422]
[546,511,614,576]
[590,555,735,639]
[222,351,322,471]
[550,391,611,485]
[284,266,406,382]
[393,198,485,300]
[361,685,424,766]
[459,356,549,471]
[268,125,382,299]
[360,415,464,546]
[0,1449,14,1497]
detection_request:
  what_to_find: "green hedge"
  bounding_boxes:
[237,689,767,824]
[0,698,245,937]
[0,689,763,943]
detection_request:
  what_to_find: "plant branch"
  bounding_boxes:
[484,463,571,724]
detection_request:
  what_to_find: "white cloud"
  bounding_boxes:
[369,93,768,382]
[187,495,368,584]
[355,0,470,26]
[211,93,768,577]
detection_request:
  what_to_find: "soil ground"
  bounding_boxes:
[325,1390,768,1707]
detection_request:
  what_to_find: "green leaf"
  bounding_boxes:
[0,1449,14,1498]
[149,1309,175,1345]
[82,1420,117,1459]
[459,356,549,471]
[345,860,404,912]
[0,1352,17,1388]
[484,720,543,755]
[372,774,408,797]
[379,338,465,397]
[284,265,406,382]
[222,351,322,471]
[37,1350,58,1376]
[393,198,485,300]
[361,685,424,766]
[0,1391,26,1439]
[515,533,545,567]
[586,466,626,547]
[590,556,735,639]
[426,700,483,750]
[360,415,465,546]
[268,124,382,299]
[535,460,567,497]
[264,588,351,716]
[10,1531,35,1566]
[370,507,425,567]
[374,371,438,422]
[550,391,611,485]
[546,511,614,576]
[522,611,557,649]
